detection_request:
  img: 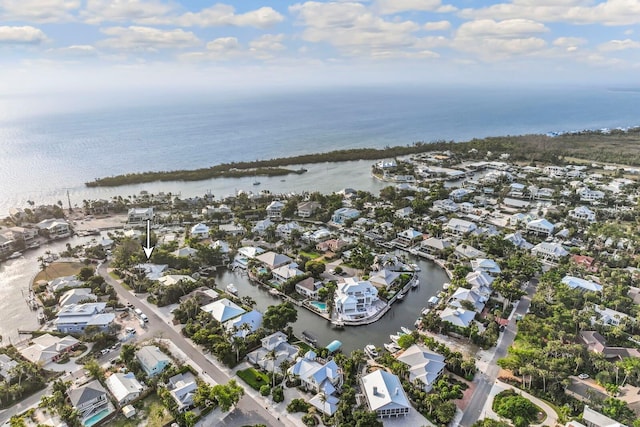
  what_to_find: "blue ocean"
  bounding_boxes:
[1,85,639,213]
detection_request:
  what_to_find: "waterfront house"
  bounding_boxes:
[454,244,486,259]
[0,235,13,257]
[532,242,569,262]
[288,351,343,395]
[157,274,196,287]
[470,258,501,276]
[20,333,79,365]
[68,380,114,426]
[569,206,596,222]
[136,346,172,377]
[419,237,452,256]
[127,207,154,226]
[449,287,487,312]
[361,369,410,418]
[225,310,263,338]
[369,269,401,289]
[49,275,85,293]
[295,277,324,299]
[36,218,71,239]
[396,344,446,393]
[334,278,379,319]
[58,288,97,308]
[561,276,603,293]
[272,263,305,284]
[201,298,245,323]
[439,306,475,328]
[55,303,115,334]
[105,372,144,405]
[526,218,555,235]
[297,201,321,218]
[0,354,18,381]
[396,229,423,247]
[444,218,477,237]
[255,251,293,270]
[266,200,285,221]
[247,331,299,374]
[190,223,210,239]
[7,226,38,243]
[167,372,197,412]
[331,207,360,225]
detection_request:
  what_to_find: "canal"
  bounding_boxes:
[214,255,449,354]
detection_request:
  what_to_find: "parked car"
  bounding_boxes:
[578,373,589,379]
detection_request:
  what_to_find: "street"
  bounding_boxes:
[458,278,537,427]
[98,262,292,427]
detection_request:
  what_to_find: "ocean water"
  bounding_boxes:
[1,85,640,214]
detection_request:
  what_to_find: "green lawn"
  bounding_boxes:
[292,340,315,354]
[299,251,321,259]
[237,367,270,391]
[110,394,173,427]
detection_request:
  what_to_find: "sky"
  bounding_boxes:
[1,0,640,92]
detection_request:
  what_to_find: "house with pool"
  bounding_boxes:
[334,278,385,322]
[68,380,115,427]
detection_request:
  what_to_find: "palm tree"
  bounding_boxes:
[265,350,278,387]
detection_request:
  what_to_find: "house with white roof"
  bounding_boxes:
[247,331,299,375]
[167,372,197,413]
[454,244,486,259]
[219,223,245,236]
[433,199,459,213]
[276,221,303,239]
[334,278,379,320]
[449,188,470,201]
[133,263,168,280]
[173,247,198,258]
[569,206,596,222]
[439,306,476,328]
[561,276,603,293]
[127,207,154,226]
[157,275,196,287]
[58,288,96,308]
[309,393,340,416]
[574,405,627,427]
[396,345,446,392]
[266,200,285,221]
[527,218,555,235]
[419,237,452,255]
[272,263,305,284]
[450,287,487,312]
[36,218,71,239]
[252,218,273,234]
[201,298,245,323]
[255,251,293,270]
[369,269,401,289]
[361,370,410,418]
[396,229,423,247]
[577,187,605,203]
[136,346,172,377]
[190,223,209,239]
[0,354,18,381]
[288,351,343,395]
[445,218,477,236]
[105,372,144,405]
[55,303,115,334]
[225,310,263,338]
[593,305,630,327]
[331,208,360,225]
[20,333,79,365]
[470,258,501,275]
[395,207,413,218]
[504,232,533,250]
[532,242,569,262]
[296,201,321,218]
[466,270,495,288]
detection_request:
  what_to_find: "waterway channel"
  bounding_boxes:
[214,254,449,354]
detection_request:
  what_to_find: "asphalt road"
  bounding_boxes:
[458,278,538,427]
[98,262,289,427]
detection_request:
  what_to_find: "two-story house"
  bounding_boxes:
[334,278,379,319]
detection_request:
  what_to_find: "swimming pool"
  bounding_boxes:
[84,408,112,427]
[310,301,327,312]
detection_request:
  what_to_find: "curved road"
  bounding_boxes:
[98,262,291,427]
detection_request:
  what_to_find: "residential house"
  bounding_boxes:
[219,223,245,236]
[454,244,487,260]
[295,277,324,299]
[132,263,169,280]
[449,287,487,312]
[173,247,198,258]
[255,251,293,270]
[157,275,196,287]
[276,222,303,239]
[309,393,340,417]
[190,223,210,239]
[201,298,245,323]
[544,166,566,177]
[433,199,459,213]
[68,380,113,426]
[0,235,12,257]
[459,202,476,214]
[396,345,446,392]
[577,188,605,203]
[369,269,401,289]
[579,331,640,361]
[306,228,332,243]
[334,278,379,319]
[316,239,347,253]
[247,331,299,374]
[225,310,263,338]
[569,206,596,222]
[331,208,360,225]
[503,232,533,250]
[593,305,630,326]
[581,405,627,427]
[532,242,569,262]
[466,271,494,295]
[439,307,476,328]
[449,188,470,201]
[49,275,85,293]
[361,370,410,418]
[266,200,285,221]
[167,372,197,412]
[444,218,477,236]
[419,237,452,256]
[571,255,599,273]
[58,288,97,308]
[0,354,18,381]
[288,351,343,395]
[396,229,423,247]
[252,218,273,234]
[561,276,603,293]
[136,346,172,377]
[20,333,79,365]
[55,303,115,334]
[395,207,413,218]
[8,226,38,243]
[527,218,555,235]
[296,201,321,218]
[127,207,154,226]
[105,373,144,405]
[470,258,501,275]
[36,218,71,239]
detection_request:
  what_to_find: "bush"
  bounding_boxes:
[287,398,310,413]
[302,414,318,426]
[260,385,271,396]
[272,386,284,403]
[492,389,539,427]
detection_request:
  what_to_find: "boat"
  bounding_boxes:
[302,330,318,345]
[414,318,421,328]
[226,283,238,295]
[365,344,378,358]
[421,307,431,316]
[384,342,401,352]
[253,180,261,186]
[27,242,40,249]
[442,282,451,290]
[268,288,280,296]
[396,292,405,300]
[332,320,345,329]
[412,279,420,289]
[390,334,402,344]
[409,263,421,272]
[401,326,412,335]
[8,252,22,259]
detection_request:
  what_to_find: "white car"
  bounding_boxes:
[578,373,589,379]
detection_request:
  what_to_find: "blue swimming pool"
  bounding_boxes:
[84,409,112,427]
[310,301,327,312]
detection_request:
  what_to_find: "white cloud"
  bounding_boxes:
[181,34,287,62]
[249,34,286,52]
[290,1,434,58]
[82,0,174,24]
[47,44,98,57]
[0,26,48,44]
[374,0,450,15]
[552,37,587,47]
[0,0,80,23]
[174,5,284,28]
[98,26,200,52]
[453,19,548,59]
[460,0,640,26]
[598,38,640,51]
[423,20,451,31]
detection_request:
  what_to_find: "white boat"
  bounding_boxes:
[269,288,280,296]
[414,319,421,328]
[442,282,451,290]
[384,342,401,352]
[365,344,378,358]
[390,332,405,343]
[226,284,238,295]
[421,307,431,316]
[8,252,22,259]
[412,279,420,288]
[409,263,421,272]
[397,292,405,300]
[401,326,412,335]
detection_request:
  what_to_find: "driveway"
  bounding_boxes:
[480,380,558,427]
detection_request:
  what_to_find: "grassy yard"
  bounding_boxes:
[237,367,270,391]
[111,395,174,427]
[292,340,315,354]
[299,251,321,259]
[34,261,86,282]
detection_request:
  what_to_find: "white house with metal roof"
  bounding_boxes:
[361,369,410,418]
[105,372,144,405]
[55,303,115,334]
[396,345,446,392]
